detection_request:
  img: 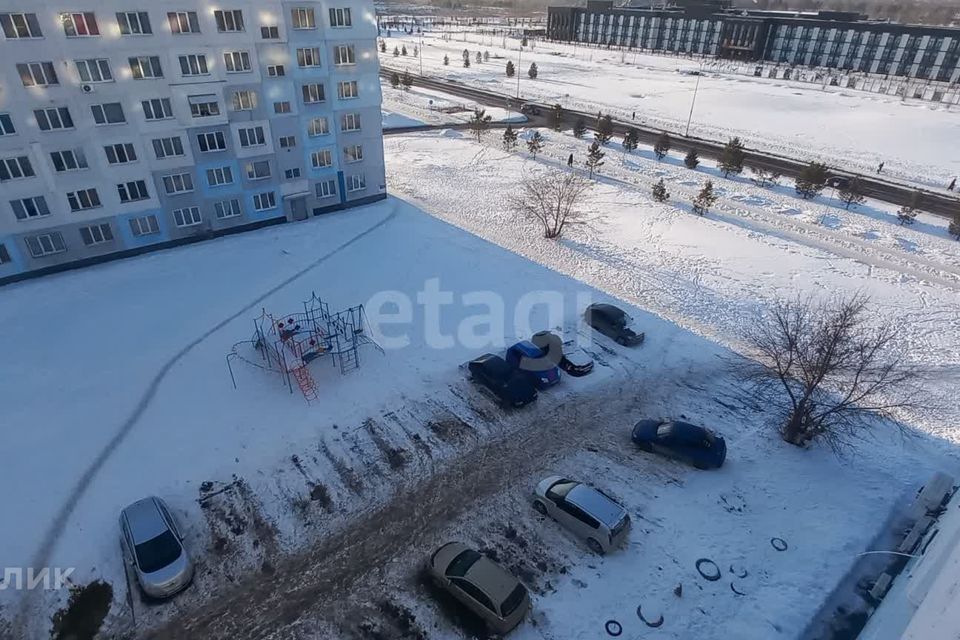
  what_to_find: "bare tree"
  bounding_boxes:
[511,171,592,239]
[738,294,922,453]
[750,166,781,188]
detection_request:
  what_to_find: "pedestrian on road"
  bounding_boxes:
[567,153,574,167]
[949,177,956,191]
[632,111,636,120]
[877,161,884,174]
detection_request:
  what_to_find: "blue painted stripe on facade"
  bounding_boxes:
[337,171,346,204]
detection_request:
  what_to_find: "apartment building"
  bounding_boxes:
[0,0,386,282]
[547,1,960,84]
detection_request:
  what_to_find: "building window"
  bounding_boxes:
[173,206,203,227]
[297,47,321,67]
[0,13,43,39]
[130,214,160,236]
[104,143,137,165]
[261,25,279,39]
[206,166,234,186]
[291,8,315,30]
[91,103,126,125]
[0,156,34,181]
[129,56,163,79]
[214,10,244,33]
[0,114,15,135]
[245,160,271,180]
[189,95,220,118]
[35,107,73,131]
[118,180,150,202]
[16,62,58,87]
[310,149,332,168]
[197,131,227,152]
[25,232,66,258]
[334,45,355,65]
[340,112,361,132]
[233,91,256,111]
[316,179,337,198]
[179,54,208,76]
[224,51,251,73]
[284,167,301,179]
[344,144,363,163]
[0,244,10,264]
[168,11,200,34]
[302,83,325,104]
[75,59,112,83]
[273,101,291,114]
[337,80,359,99]
[66,188,101,211]
[215,199,242,218]
[116,11,151,35]
[62,12,99,37]
[50,149,88,172]
[152,136,184,159]
[238,126,266,147]
[162,173,194,195]
[346,173,366,192]
[329,8,351,28]
[80,223,113,246]
[278,135,296,148]
[253,191,276,211]
[142,98,173,121]
[11,196,50,220]
[307,117,329,137]
[267,64,285,77]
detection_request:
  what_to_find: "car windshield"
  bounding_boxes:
[546,479,578,499]
[501,583,528,617]
[446,549,481,578]
[134,530,182,574]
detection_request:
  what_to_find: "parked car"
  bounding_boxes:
[584,303,645,346]
[631,419,727,469]
[505,340,561,389]
[532,477,631,554]
[427,542,531,634]
[468,353,537,408]
[531,331,594,377]
[119,497,193,599]
[520,103,541,116]
[826,175,851,189]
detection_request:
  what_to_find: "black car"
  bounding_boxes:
[531,331,594,377]
[631,419,726,469]
[468,354,537,408]
[584,304,645,346]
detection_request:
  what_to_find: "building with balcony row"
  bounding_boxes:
[0,0,385,282]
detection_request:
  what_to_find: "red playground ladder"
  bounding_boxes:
[292,366,318,402]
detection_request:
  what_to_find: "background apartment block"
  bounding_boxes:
[0,0,386,282]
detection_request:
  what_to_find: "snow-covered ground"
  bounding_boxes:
[382,79,527,128]
[379,29,960,191]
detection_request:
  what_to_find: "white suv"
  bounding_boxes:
[533,476,631,554]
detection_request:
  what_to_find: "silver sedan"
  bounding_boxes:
[119,496,193,599]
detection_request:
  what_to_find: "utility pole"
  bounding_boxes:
[684,64,702,138]
[516,45,522,99]
[419,31,423,76]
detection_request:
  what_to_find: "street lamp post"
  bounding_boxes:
[516,45,523,99]
[684,63,703,138]
[419,31,423,76]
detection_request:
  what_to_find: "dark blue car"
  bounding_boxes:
[631,419,726,469]
[505,341,561,390]
[468,354,537,408]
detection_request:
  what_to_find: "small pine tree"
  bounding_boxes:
[595,115,614,146]
[467,108,491,142]
[837,177,866,210]
[506,60,515,77]
[463,56,470,68]
[462,49,470,63]
[684,148,700,170]
[692,181,717,215]
[380,40,387,53]
[393,46,400,57]
[897,190,922,225]
[484,51,490,62]
[653,131,672,161]
[443,54,449,66]
[476,51,482,64]
[718,137,746,177]
[413,46,418,57]
[550,104,563,131]
[390,72,400,89]
[949,215,960,240]
[528,62,538,79]
[502,124,518,151]
[527,130,544,158]
[401,70,413,91]
[622,128,639,154]
[586,140,605,178]
[795,161,829,200]
[401,44,408,56]
[652,178,670,203]
[522,36,529,46]
[573,118,586,139]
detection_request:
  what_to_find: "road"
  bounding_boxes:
[380,67,960,219]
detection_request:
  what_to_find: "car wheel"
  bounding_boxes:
[533,500,548,516]
[615,336,627,346]
[586,538,605,555]
[635,441,653,453]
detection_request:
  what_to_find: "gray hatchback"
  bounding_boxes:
[119,497,193,599]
